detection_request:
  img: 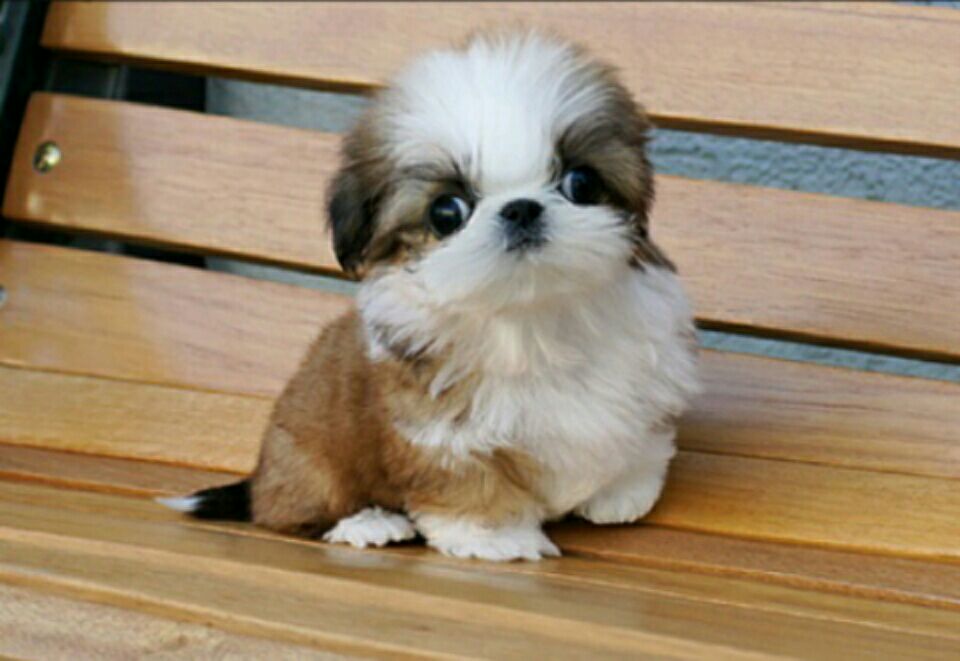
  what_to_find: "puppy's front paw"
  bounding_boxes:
[323,507,417,548]
[417,516,560,562]
[433,527,560,562]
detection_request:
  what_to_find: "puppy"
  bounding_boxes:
[159,30,700,561]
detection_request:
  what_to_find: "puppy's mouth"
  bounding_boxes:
[505,227,547,253]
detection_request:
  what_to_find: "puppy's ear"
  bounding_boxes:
[327,165,379,279]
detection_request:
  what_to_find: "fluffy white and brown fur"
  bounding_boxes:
[159,30,700,561]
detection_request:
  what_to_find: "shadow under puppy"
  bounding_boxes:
[159,29,700,561]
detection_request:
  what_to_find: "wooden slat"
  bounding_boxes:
[0,583,340,660]
[0,444,236,497]
[0,240,350,396]
[661,176,960,361]
[2,242,959,480]
[2,353,959,483]
[7,449,959,614]
[7,94,960,359]
[550,526,960,613]
[3,94,340,273]
[0,534,759,659]
[41,2,960,158]
[686,351,960,480]
[649,452,960,562]
[0,364,267,472]
[20,471,960,634]
[1,481,958,659]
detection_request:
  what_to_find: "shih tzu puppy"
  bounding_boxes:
[159,30,699,561]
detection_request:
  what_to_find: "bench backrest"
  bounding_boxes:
[1,2,958,565]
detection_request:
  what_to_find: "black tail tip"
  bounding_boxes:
[156,479,251,521]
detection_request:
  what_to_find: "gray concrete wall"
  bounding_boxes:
[204,2,960,382]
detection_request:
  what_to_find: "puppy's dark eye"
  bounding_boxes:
[428,194,471,237]
[560,166,604,205]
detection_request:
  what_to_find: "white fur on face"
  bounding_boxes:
[359,32,700,527]
[419,191,635,310]
[385,32,611,192]
[378,31,635,309]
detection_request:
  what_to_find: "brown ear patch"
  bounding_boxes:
[327,168,379,278]
[630,236,676,272]
[326,112,394,278]
[557,67,654,222]
[554,51,659,268]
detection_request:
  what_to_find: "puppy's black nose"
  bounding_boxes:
[500,199,546,252]
[500,199,543,228]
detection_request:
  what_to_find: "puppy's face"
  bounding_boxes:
[329,31,655,310]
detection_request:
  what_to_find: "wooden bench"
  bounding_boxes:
[1,2,959,657]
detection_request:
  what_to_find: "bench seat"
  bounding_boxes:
[0,239,957,657]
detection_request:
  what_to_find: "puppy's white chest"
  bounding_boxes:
[378,268,698,517]
[478,355,671,515]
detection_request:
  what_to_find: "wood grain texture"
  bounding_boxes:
[550,525,960,612]
[0,444,237,497]
[2,351,958,484]
[0,364,267,472]
[1,352,957,562]
[7,94,960,359]
[0,240,350,397]
[3,94,340,273]
[2,242,959,480]
[684,351,960,480]
[41,2,960,158]
[0,536,761,659]
[0,583,342,660]
[649,452,960,562]
[8,474,960,633]
[5,449,959,615]
[658,176,960,361]
[1,480,958,660]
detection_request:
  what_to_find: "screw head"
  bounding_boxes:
[33,141,62,173]
[0,285,6,310]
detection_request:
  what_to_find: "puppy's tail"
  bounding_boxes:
[156,479,251,521]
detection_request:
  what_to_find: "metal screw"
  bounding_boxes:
[33,141,62,173]
[0,286,6,310]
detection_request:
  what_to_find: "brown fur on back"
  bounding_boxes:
[250,310,542,535]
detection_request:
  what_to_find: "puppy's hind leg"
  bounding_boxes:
[575,446,674,525]
[249,426,357,536]
[256,426,417,548]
